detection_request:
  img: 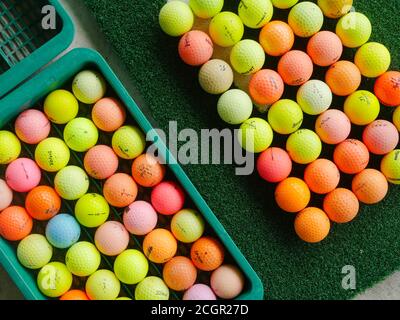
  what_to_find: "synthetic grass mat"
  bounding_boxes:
[81,0,400,299]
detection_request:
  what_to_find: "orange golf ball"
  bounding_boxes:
[143,228,177,264]
[0,206,33,241]
[307,31,343,67]
[275,177,311,213]
[163,256,197,291]
[103,173,138,208]
[60,290,90,300]
[304,159,340,195]
[25,186,61,221]
[84,145,119,180]
[190,237,225,272]
[92,97,126,132]
[333,139,370,174]
[374,71,400,107]
[325,61,361,96]
[278,50,313,86]
[352,169,388,204]
[294,207,330,243]
[315,109,351,145]
[132,153,166,187]
[362,120,399,155]
[323,188,359,224]
[249,69,284,105]
[259,21,295,57]
[178,30,214,66]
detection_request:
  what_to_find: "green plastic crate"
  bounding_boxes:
[0,0,74,98]
[0,48,264,300]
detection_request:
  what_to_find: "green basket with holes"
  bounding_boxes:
[0,48,264,300]
[0,0,74,98]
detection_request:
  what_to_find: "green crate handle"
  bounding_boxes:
[0,48,264,300]
[0,0,74,98]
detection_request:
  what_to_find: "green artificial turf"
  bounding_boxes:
[81,0,400,299]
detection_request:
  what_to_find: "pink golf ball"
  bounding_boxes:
[94,221,130,256]
[151,181,185,215]
[257,148,292,183]
[5,158,41,193]
[0,179,13,211]
[183,284,217,300]
[315,109,351,145]
[211,265,245,299]
[14,109,51,144]
[84,145,119,180]
[362,120,399,155]
[123,201,158,236]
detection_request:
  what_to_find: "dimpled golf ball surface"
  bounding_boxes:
[25,186,61,221]
[37,262,72,298]
[0,130,21,165]
[86,269,121,300]
[199,59,233,95]
[259,21,294,57]
[304,159,340,195]
[151,181,185,215]
[60,290,89,300]
[46,214,81,249]
[135,277,169,300]
[288,2,324,38]
[15,109,51,144]
[0,179,12,211]
[295,207,330,243]
[271,0,298,9]
[211,265,245,299]
[17,234,53,270]
[297,80,333,116]
[394,107,400,132]
[114,249,149,284]
[0,206,33,241]
[64,117,99,152]
[318,0,353,18]
[54,166,89,200]
[325,61,361,96]
[323,188,359,224]
[84,145,119,180]
[238,0,274,29]
[352,169,388,204]
[334,139,369,174]
[103,173,138,208]
[159,1,194,36]
[183,284,217,300]
[315,109,351,145]
[35,137,70,172]
[286,129,322,164]
[189,0,223,19]
[178,30,213,66]
[95,221,129,256]
[92,97,126,132]
[363,120,399,155]
[238,117,274,153]
[217,89,253,125]
[278,50,313,86]
[72,70,106,104]
[230,40,265,75]
[163,256,197,291]
[344,90,380,126]
[143,229,177,263]
[209,12,244,47]
[307,31,343,67]
[112,125,146,160]
[268,99,303,135]
[132,153,166,187]
[190,237,224,271]
[381,150,400,184]
[75,193,110,228]
[275,177,310,213]
[249,69,284,105]
[6,158,41,193]
[171,209,205,243]
[374,71,400,107]
[336,12,372,48]
[123,201,158,236]
[257,147,292,183]
[44,90,79,124]
[355,42,391,78]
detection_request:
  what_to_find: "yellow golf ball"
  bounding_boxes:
[66,241,101,277]
[135,277,170,300]
[288,2,324,38]
[17,234,53,270]
[86,270,121,300]
[37,262,72,298]
[355,42,391,78]
[318,0,353,19]
[171,209,205,243]
[336,12,371,48]
[209,12,244,47]
[72,70,107,104]
[271,0,298,9]
[44,90,79,124]
[35,137,70,172]
[54,166,89,200]
[189,0,223,19]
[112,125,146,160]
[393,107,400,131]
[344,90,380,126]
[159,1,194,36]
[230,39,265,75]
[238,0,274,29]
[381,150,400,185]
[75,193,110,228]
[0,131,21,165]
[286,129,322,164]
[238,117,274,153]
[268,99,303,135]
[114,249,149,285]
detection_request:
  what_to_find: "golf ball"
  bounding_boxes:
[336,12,371,48]
[323,188,359,224]
[238,117,274,153]
[304,159,340,195]
[198,59,234,95]
[275,177,311,213]
[35,137,70,172]
[44,90,79,124]
[211,265,245,299]
[0,206,33,241]
[37,262,73,298]
[86,269,121,300]
[135,277,169,300]
[190,237,224,271]
[297,80,333,115]
[17,234,53,270]
[352,169,388,204]
[94,221,129,256]
[64,117,99,152]
[84,145,119,180]
[374,71,400,107]
[278,50,313,86]
[230,40,265,75]
[151,181,186,215]
[286,129,322,164]
[0,179,13,211]
[54,166,89,200]
[334,139,370,174]
[75,193,110,228]
[92,97,126,132]
[355,42,391,78]
[6,158,41,193]
[363,120,399,155]
[344,90,380,126]
[112,125,146,160]
[315,109,351,145]
[163,256,197,291]
[123,201,158,236]
[66,241,101,277]
[159,1,194,37]
[131,153,166,187]
[209,12,244,47]
[238,0,274,29]
[25,186,61,221]
[318,0,353,19]
[114,249,149,285]
[217,89,253,125]
[189,0,223,19]
[15,109,51,144]
[143,228,177,264]
[249,69,284,105]
[171,208,205,243]
[45,214,81,249]
[178,30,214,66]
[294,207,330,243]
[103,173,138,208]
[257,147,292,183]
[288,1,324,38]
[72,70,107,104]
[60,290,89,300]
[183,284,217,300]
[394,107,400,131]
[307,31,343,67]
[268,99,303,135]
[271,0,298,9]
[0,130,21,165]
[325,60,361,96]
[381,150,400,184]
[259,21,294,57]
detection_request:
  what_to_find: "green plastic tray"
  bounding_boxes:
[0,0,74,98]
[0,48,264,300]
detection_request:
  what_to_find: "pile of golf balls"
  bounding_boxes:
[0,68,245,300]
[159,0,400,243]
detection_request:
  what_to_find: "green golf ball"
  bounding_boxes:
[238,117,274,153]
[37,262,72,298]
[159,1,194,36]
[135,276,170,300]
[114,249,149,285]
[268,99,303,135]
[86,269,121,300]
[63,117,99,152]
[217,89,253,125]
[0,130,21,165]
[17,234,53,270]
[171,209,205,243]
[230,40,265,75]
[238,0,274,29]
[75,193,110,228]
[54,166,89,200]
[112,125,146,160]
[286,129,322,164]
[66,241,101,277]
[336,12,371,48]
[35,137,70,172]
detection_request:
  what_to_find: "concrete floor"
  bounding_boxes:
[1,0,399,300]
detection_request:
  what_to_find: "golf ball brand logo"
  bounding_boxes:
[41,5,57,30]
